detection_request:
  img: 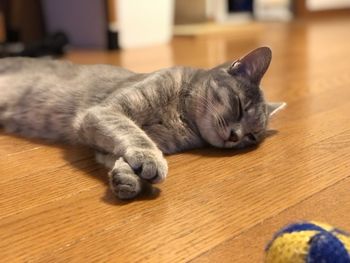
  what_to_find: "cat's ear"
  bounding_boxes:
[228,47,272,85]
[267,102,286,117]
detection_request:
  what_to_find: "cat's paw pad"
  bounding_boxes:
[109,158,143,199]
[124,148,168,184]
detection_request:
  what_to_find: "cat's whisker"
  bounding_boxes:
[193,98,226,129]
[194,94,226,124]
[194,94,228,132]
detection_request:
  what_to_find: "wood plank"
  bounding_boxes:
[1,102,349,261]
[192,177,350,262]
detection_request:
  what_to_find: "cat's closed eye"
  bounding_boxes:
[236,95,243,120]
[243,100,253,112]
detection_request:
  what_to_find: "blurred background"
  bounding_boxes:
[0,0,349,70]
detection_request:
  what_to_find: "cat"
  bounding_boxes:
[0,47,285,199]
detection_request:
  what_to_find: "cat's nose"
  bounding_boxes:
[228,131,239,143]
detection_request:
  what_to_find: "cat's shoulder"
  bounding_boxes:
[83,63,135,75]
[154,65,202,80]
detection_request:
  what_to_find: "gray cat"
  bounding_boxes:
[0,47,285,199]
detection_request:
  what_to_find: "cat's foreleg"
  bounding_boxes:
[95,151,145,199]
[95,151,146,199]
[75,106,168,199]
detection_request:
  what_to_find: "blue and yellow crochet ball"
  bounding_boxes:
[265,221,350,263]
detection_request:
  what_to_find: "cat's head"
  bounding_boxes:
[194,47,286,149]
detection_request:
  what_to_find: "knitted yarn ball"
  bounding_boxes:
[265,221,350,263]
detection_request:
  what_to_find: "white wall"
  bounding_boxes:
[307,0,350,11]
[117,0,174,49]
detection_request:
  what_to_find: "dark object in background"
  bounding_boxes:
[0,0,68,58]
[0,31,69,58]
[228,0,253,13]
[42,0,109,49]
[106,0,119,50]
[107,29,119,50]
[1,0,118,53]
[0,0,45,44]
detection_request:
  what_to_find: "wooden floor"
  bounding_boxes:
[1,17,350,262]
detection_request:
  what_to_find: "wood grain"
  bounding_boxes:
[1,17,350,262]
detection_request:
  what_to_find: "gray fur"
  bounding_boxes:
[0,47,285,199]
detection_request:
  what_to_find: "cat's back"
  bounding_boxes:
[1,57,135,79]
[0,57,76,76]
[0,57,137,99]
[0,59,146,123]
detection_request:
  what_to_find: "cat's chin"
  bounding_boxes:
[220,137,259,150]
[206,138,239,149]
[223,141,237,148]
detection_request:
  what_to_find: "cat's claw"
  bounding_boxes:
[109,158,143,199]
[124,148,168,184]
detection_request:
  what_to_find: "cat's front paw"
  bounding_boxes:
[124,148,168,184]
[109,158,143,199]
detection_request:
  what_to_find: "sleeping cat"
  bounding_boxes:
[0,47,285,199]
